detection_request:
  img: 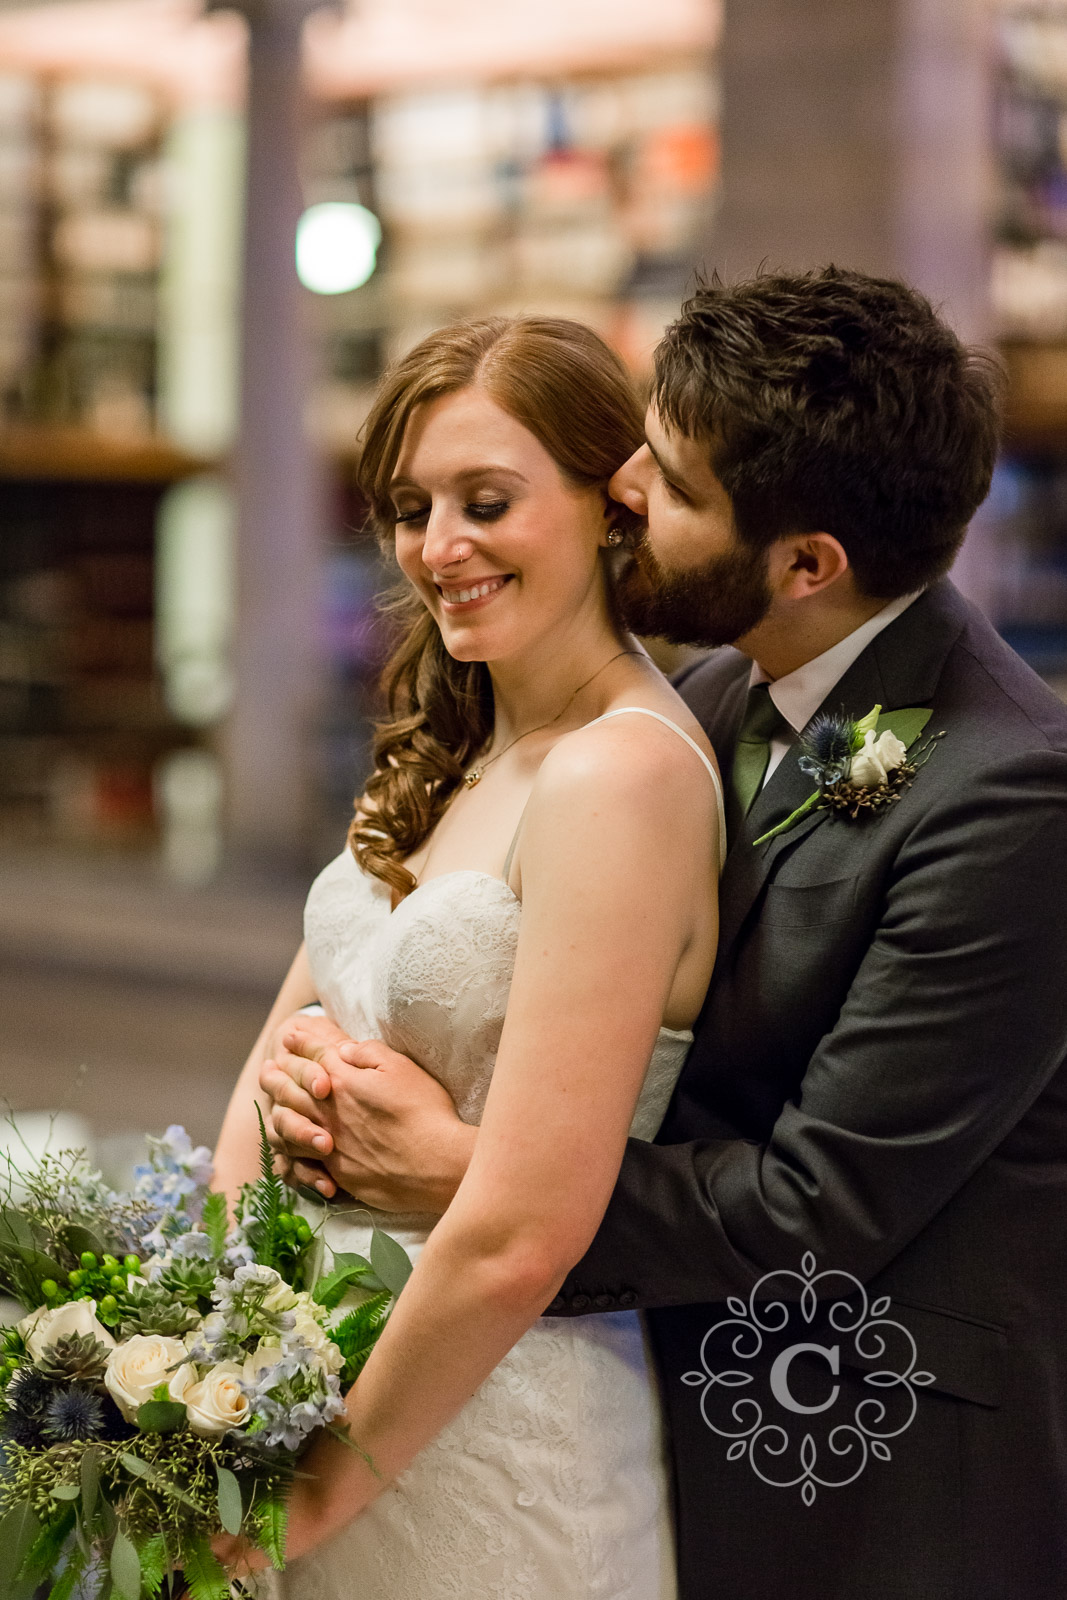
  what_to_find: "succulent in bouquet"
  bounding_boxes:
[0,1114,411,1599]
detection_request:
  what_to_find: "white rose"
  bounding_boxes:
[291,1312,344,1377]
[168,1361,198,1404]
[262,1279,298,1315]
[244,1339,284,1385]
[18,1300,117,1363]
[105,1334,189,1422]
[849,729,908,788]
[184,1361,250,1438]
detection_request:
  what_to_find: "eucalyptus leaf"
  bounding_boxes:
[118,1453,201,1511]
[0,1501,41,1589]
[215,1464,243,1537]
[110,1529,142,1600]
[50,1484,81,1500]
[81,1446,100,1525]
[876,707,932,750]
[369,1229,413,1298]
[0,1206,35,1249]
[63,1224,106,1260]
[137,1399,187,1434]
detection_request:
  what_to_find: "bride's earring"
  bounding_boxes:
[606,528,625,547]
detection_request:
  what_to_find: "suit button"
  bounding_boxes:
[618,1290,638,1308]
[544,1295,566,1314]
[593,1294,615,1310]
[571,1294,591,1311]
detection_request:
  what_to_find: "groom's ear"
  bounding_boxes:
[770,530,850,599]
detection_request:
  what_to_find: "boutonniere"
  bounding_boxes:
[753,703,944,847]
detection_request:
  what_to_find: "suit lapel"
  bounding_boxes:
[714,579,968,959]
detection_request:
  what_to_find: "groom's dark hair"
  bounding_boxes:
[653,267,1003,598]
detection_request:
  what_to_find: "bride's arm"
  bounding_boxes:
[276,724,719,1558]
[212,943,322,1210]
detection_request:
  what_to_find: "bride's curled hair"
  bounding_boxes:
[349,316,644,900]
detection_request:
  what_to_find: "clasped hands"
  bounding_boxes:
[259,1012,475,1214]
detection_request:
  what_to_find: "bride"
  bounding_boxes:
[212,314,724,1598]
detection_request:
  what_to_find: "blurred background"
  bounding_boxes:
[0,0,1063,1175]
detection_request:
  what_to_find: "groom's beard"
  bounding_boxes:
[617,531,774,649]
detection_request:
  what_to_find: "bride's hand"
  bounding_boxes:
[268,1034,476,1214]
[213,1431,379,1573]
[259,1011,352,1195]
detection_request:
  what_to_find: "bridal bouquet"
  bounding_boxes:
[0,1118,411,1599]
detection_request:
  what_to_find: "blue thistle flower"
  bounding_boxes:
[798,711,855,789]
[2,1368,52,1445]
[42,1385,106,1443]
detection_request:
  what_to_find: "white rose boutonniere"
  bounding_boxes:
[755,704,944,846]
[849,728,908,788]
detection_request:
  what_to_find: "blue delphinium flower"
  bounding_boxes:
[241,1345,344,1451]
[173,1231,215,1261]
[133,1124,213,1253]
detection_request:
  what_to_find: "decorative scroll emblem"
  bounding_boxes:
[682,1252,935,1505]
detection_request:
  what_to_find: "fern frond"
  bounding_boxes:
[183,1539,230,1600]
[332,1291,391,1384]
[45,1544,87,1600]
[199,1193,228,1258]
[249,1104,284,1270]
[256,1497,288,1570]
[136,1533,167,1597]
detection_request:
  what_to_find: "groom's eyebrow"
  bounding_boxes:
[646,440,692,495]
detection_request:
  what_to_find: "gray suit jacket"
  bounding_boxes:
[551,579,1067,1599]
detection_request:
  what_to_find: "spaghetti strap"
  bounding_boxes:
[586,707,728,867]
[502,705,727,887]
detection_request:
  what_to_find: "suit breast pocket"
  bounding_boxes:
[759,874,860,929]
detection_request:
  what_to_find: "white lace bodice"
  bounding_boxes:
[305,851,692,1159]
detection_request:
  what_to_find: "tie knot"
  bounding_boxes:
[738,682,787,746]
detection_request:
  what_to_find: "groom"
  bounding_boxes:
[265,269,1067,1598]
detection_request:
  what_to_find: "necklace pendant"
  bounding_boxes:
[463,768,482,789]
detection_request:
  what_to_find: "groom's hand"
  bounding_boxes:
[267,1032,476,1214]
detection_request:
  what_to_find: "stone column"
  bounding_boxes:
[212,0,331,867]
[713,0,992,341]
[711,0,995,606]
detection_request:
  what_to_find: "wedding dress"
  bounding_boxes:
[275,710,725,1600]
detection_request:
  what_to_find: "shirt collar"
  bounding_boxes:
[749,590,923,735]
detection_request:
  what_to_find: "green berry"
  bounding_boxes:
[98,1295,118,1320]
[101,1255,119,1272]
[80,1251,97,1271]
[110,1275,126,1293]
[295,1217,312,1244]
[4,1355,18,1371]
[277,1213,294,1234]
[41,1279,58,1300]
[68,1270,84,1289]
[124,1255,140,1272]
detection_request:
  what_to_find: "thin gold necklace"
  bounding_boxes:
[463,649,642,789]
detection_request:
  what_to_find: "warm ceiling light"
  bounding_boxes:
[295,201,381,294]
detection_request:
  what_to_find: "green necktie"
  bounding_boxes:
[727,683,788,837]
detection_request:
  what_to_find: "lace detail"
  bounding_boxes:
[283,851,682,1599]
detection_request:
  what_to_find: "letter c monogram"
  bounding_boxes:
[769,1342,841,1415]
